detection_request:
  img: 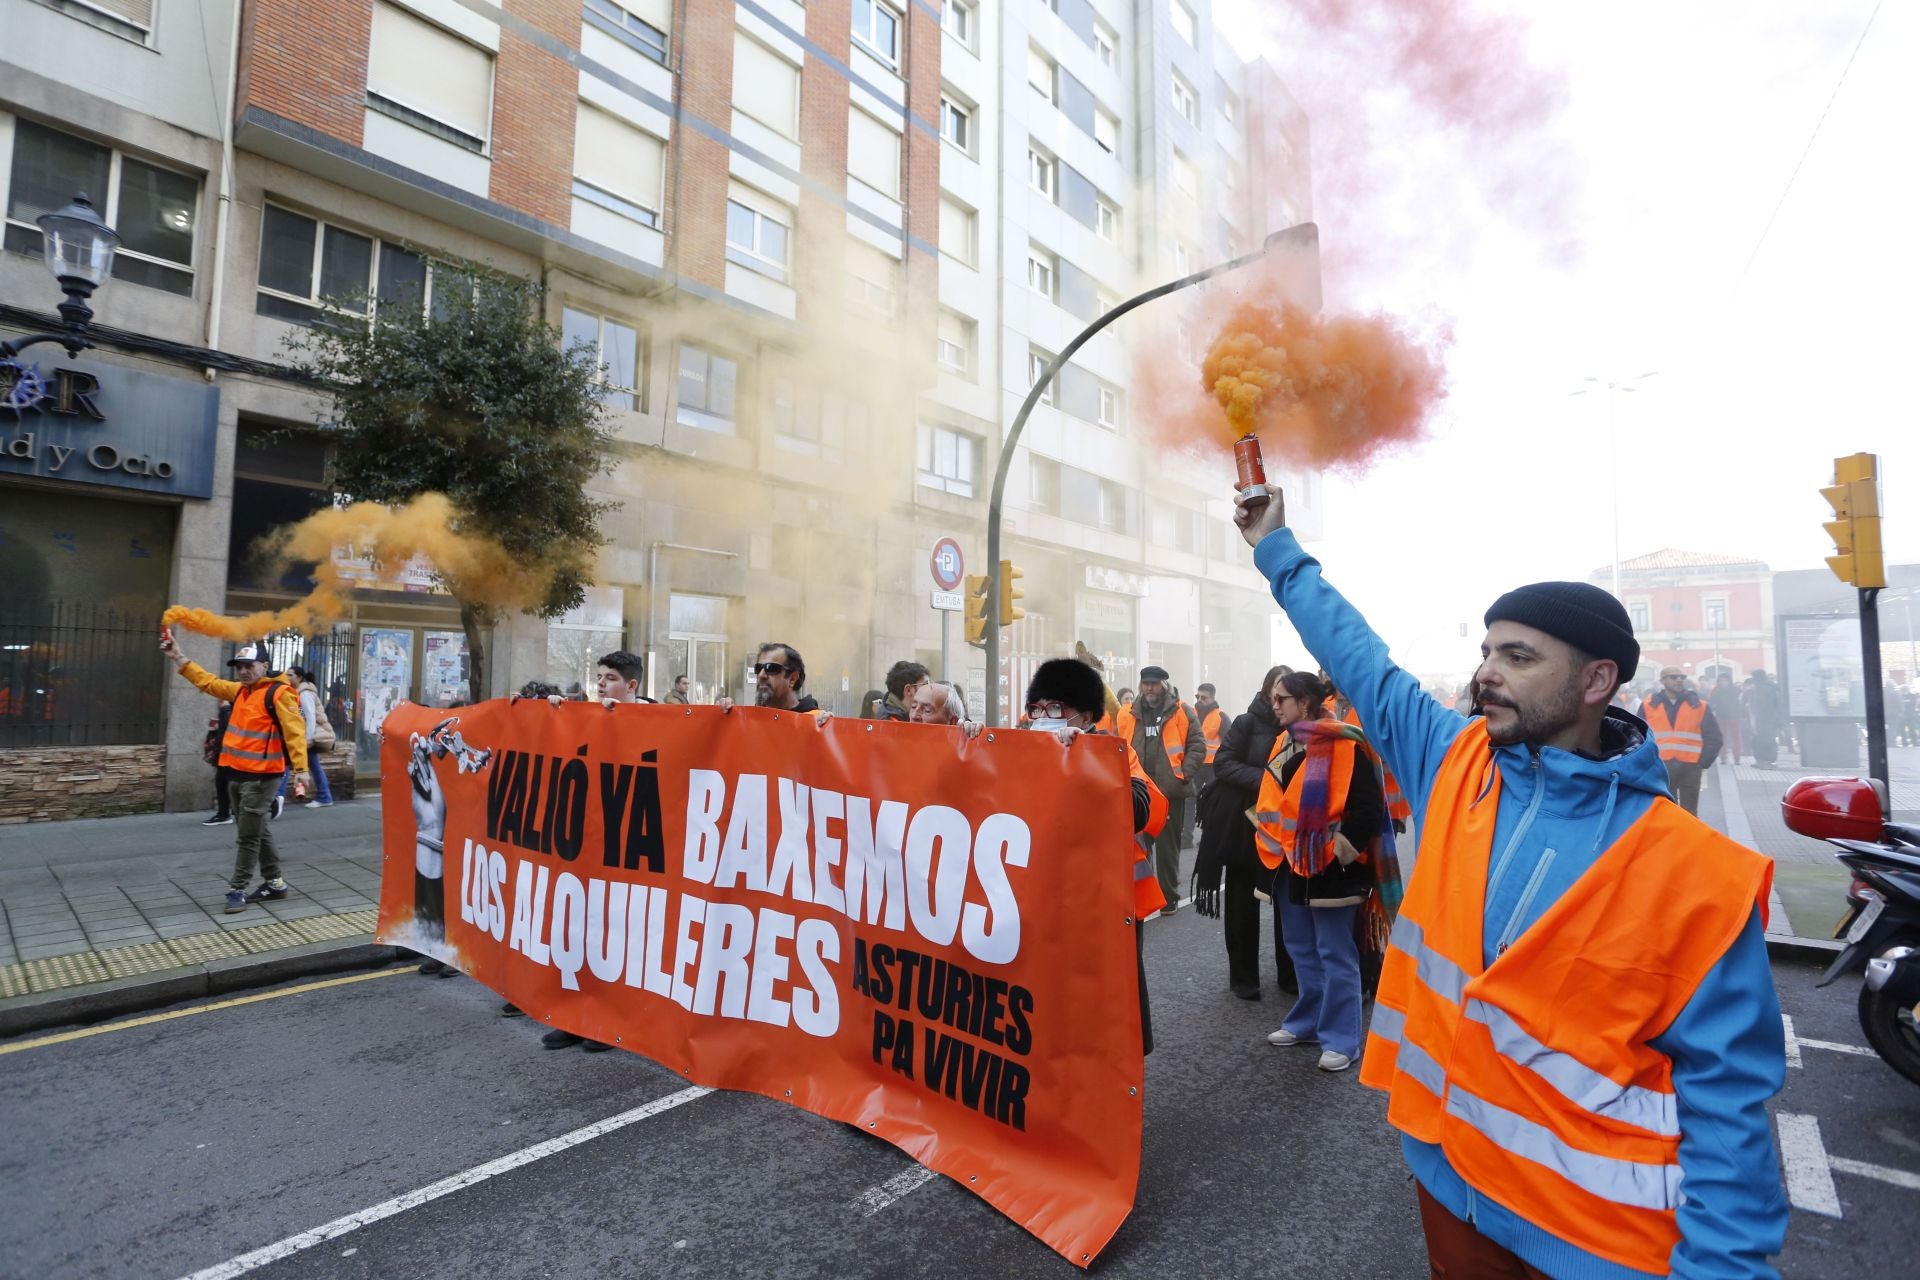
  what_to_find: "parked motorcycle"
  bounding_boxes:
[1784,776,1920,1086]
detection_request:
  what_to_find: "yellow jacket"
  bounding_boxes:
[178,661,308,774]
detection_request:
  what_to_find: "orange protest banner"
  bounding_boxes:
[377,700,1146,1265]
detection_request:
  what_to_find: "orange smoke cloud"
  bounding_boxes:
[163,493,555,642]
[1195,300,1446,469]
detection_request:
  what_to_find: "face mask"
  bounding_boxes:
[1028,716,1074,733]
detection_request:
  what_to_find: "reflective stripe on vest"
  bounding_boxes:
[1642,698,1706,763]
[1355,722,1772,1272]
[1162,706,1191,780]
[218,680,291,774]
[1201,708,1223,764]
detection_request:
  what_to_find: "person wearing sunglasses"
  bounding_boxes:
[1022,658,1168,1053]
[718,643,822,716]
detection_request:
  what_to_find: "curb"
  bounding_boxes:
[1765,933,1845,966]
[0,937,406,1038]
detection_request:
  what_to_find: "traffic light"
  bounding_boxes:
[997,560,1026,627]
[964,574,989,647]
[1822,452,1885,589]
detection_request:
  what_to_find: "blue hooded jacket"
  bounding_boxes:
[1254,529,1787,1280]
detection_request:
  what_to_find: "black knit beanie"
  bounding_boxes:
[1483,582,1639,679]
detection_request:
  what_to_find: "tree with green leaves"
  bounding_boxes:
[285,268,615,701]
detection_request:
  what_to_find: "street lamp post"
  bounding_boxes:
[0,193,121,360]
[1570,370,1658,598]
[982,221,1319,725]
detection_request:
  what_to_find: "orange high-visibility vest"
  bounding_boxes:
[220,677,300,775]
[1358,724,1771,1274]
[1117,703,1194,781]
[1124,740,1170,918]
[1251,724,1357,870]
[1640,697,1706,763]
[1344,706,1411,821]
[1200,707,1224,764]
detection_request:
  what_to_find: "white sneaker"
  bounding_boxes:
[1317,1050,1353,1072]
[1266,1028,1315,1047]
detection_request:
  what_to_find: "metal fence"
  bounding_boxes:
[257,626,358,744]
[0,599,163,748]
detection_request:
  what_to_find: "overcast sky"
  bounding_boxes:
[1206,0,1918,677]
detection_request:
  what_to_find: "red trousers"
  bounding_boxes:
[1417,1183,1551,1280]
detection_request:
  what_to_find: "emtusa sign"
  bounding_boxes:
[0,353,217,498]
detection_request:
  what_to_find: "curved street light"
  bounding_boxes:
[1569,369,1658,598]
[982,221,1319,725]
[0,192,121,360]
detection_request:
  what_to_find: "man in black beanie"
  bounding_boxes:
[1232,491,1785,1279]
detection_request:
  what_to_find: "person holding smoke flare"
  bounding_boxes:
[1233,485,1785,1278]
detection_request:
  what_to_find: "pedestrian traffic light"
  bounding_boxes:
[997,560,1025,627]
[1822,453,1886,589]
[964,574,989,647]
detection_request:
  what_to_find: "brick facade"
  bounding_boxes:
[671,1,738,291]
[236,0,369,145]
[795,0,852,310]
[489,0,578,228]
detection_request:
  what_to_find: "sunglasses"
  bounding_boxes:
[1025,700,1074,721]
[752,662,791,677]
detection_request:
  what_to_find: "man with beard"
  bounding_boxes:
[1640,667,1724,815]
[1234,491,1785,1280]
[720,642,822,715]
[1119,666,1206,912]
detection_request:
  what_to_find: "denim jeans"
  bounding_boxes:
[1276,893,1364,1058]
[278,757,334,804]
[229,774,282,891]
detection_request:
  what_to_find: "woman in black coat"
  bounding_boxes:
[1193,665,1296,997]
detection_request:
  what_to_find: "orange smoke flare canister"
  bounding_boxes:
[1233,433,1270,510]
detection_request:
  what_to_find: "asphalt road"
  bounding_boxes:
[2,910,1914,1280]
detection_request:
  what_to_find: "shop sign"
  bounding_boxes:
[1076,591,1134,631]
[1083,564,1149,596]
[0,354,218,498]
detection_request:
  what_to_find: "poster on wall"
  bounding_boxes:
[357,628,414,768]
[1781,616,1864,719]
[421,630,471,708]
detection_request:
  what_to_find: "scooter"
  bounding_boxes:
[1784,777,1920,1086]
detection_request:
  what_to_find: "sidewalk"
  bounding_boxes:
[1696,744,1920,949]
[0,797,397,1032]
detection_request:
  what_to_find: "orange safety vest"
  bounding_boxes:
[1123,739,1170,919]
[1118,702,1195,782]
[1344,706,1411,821]
[1200,707,1224,764]
[1358,725,1772,1274]
[1251,726,1357,869]
[1640,697,1706,763]
[220,677,300,775]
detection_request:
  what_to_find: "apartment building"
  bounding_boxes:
[922,0,1320,719]
[1,0,945,815]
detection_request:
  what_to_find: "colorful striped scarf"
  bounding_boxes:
[1287,717,1406,939]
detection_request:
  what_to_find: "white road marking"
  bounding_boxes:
[176,1086,713,1280]
[1715,764,1795,936]
[1798,1036,1877,1058]
[852,1164,938,1217]
[1776,1112,1843,1218]
[1782,1015,1802,1069]
[1830,1157,1920,1191]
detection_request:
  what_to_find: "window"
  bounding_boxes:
[919,425,979,498]
[573,105,665,228]
[1096,289,1119,316]
[1222,165,1238,198]
[852,0,901,64]
[676,344,738,433]
[1094,109,1119,154]
[1173,240,1193,275]
[1028,347,1056,405]
[367,1,494,151]
[846,243,899,317]
[1222,89,1240,125]
[941,0,974,46]
[1097,385,1122,429]
[848,109,901,199]
[1173,151,1198,200]
[256,204,444,324]
[1096,198,1119,241]
[1027,147,1056,200]
[1170,0,1197,46]
[1028,48,1056,101]
[562,308,641,411]
[1628,601,1651,633]
[734,34,800,139]
[1029,455,1061,513]
[584,0,668,65]
[936,310,974,376]
[4,120,198,296]
[1705,599,1729,631]
[940,96,973,154]
[1099,478,1128,532]
[725,186,791,280]
[1094,24,1117,68]
[1027,247,1056,301]
[939,197,976,266]
[1171,73,1198,125]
